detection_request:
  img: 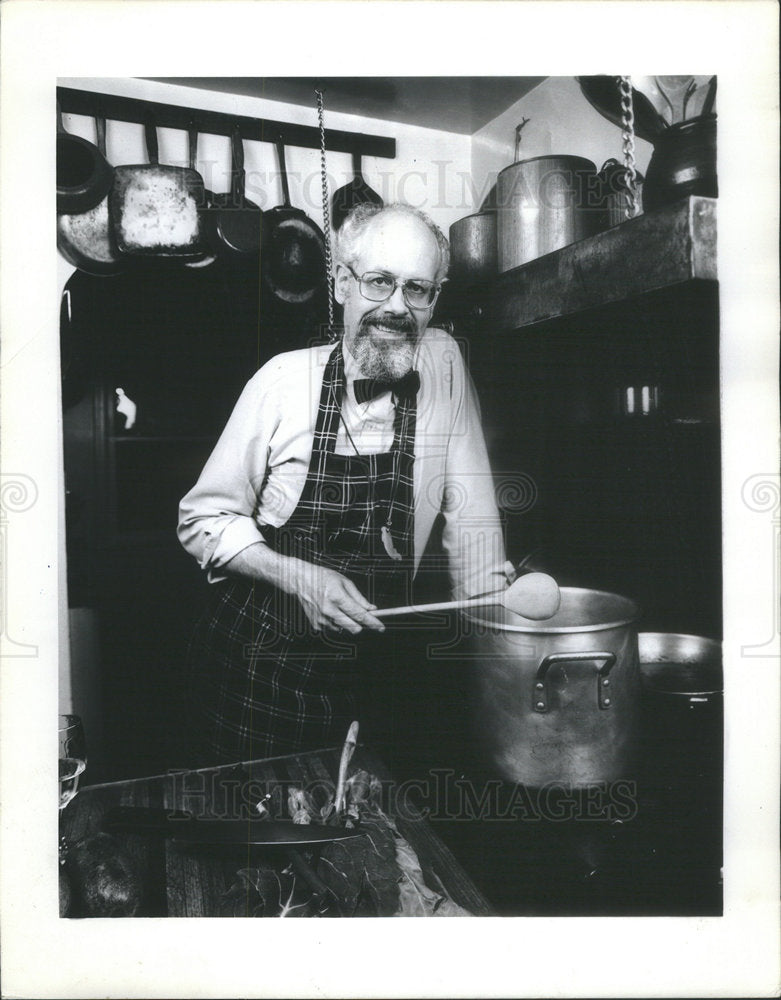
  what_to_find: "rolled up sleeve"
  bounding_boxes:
[177,366,278,582]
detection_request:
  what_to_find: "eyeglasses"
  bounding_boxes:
[345,265,441,310]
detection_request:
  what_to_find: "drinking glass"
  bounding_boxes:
[58,714,86,812]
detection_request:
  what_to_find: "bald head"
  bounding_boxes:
[335,203,450,282]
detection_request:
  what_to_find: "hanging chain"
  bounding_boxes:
[316,88,337,341]
[619,75,639,219]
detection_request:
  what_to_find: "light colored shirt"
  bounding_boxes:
[178,327,507,600]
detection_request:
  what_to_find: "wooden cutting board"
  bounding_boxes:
[60,745,492,917]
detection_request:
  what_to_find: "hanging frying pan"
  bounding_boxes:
[57,101,113,215]
[577,76,669,145]
[262,140,326,304]
[57,116,125,276]
[109,116,206,257]
[203,126,262,261]
[331,151,383,231]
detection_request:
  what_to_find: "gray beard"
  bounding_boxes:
[350,323,416,380]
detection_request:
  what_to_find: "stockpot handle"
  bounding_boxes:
[533,651,617,713]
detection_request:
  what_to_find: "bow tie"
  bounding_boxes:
[352,370,420,405]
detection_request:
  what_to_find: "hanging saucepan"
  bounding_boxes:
[57,116,125,276]
[202,126,262,262]
[185,127,217,269]
[262,140,326,305]
[331,151,383,231]
[109,115,206,258]
[57,101,113,215]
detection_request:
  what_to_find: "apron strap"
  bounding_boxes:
[311,342,345,455]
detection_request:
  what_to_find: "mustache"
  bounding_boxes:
[358,312,417,337]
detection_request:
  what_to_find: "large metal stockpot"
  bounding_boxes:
[464,588,642,787]
[496,155,603,270]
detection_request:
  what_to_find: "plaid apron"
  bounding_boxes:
[185,343,416,764]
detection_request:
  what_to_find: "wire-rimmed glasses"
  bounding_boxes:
[345,265,441,310]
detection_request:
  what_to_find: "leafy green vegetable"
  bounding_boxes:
[222,866,313,918]
[224,766,471,917]
[317,816,400,916]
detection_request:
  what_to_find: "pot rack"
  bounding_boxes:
[56,86,396,159]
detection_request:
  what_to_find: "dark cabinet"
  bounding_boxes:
[62,262,328,779]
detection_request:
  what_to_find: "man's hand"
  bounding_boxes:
[224,543,385,634]
[286,560,385,634]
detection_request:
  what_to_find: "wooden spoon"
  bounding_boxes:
[374,572,561,622]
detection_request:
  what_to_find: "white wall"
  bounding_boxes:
[471,76,654,212]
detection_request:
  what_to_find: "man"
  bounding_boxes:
[178,202,508,765]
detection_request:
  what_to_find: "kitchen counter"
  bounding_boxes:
[60,745,492,917]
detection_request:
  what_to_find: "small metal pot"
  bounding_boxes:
[464,587,642,787]
[638,632,722,703]
[449,212,497,285]
[598,158,644,229]
[638,632,723,789]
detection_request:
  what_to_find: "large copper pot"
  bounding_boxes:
[464,588,642,787]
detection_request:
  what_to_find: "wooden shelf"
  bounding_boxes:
[480,196,716,332]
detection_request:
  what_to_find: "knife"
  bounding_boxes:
[104,806,361,846]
